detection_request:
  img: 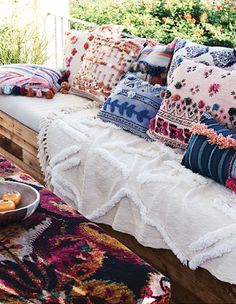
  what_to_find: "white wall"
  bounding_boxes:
[0,0,69,67]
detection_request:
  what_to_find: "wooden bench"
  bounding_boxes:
[0,109,235,304]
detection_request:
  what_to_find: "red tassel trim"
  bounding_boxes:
[226,177,236,193]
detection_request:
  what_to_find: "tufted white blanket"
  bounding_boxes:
[38,105,236,284]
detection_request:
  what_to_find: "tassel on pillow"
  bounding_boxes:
[12,86,21,95]
[3,85,12,95]
[226,177,236,193]
[36,89,43,98]
[27,88,35,97]
[60,81,70,94]
[45,89,54,99]
[19,87,27,95]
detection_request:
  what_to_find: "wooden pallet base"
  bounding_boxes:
[0,111,44,184]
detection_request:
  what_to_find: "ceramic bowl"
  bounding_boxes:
[0,181,40,226]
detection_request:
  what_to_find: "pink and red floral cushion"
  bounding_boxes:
[70,35,144,103]
[64,25,124,83]
[147,58,236,149]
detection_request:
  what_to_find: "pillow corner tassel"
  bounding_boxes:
[226,177,236,194]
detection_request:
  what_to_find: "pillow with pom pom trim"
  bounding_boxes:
[64,24,124,84]
[0,64,62,99]
[182,112,236,193]
[70,35,144,104]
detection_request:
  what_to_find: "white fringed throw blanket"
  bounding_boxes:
[38,105,236,284]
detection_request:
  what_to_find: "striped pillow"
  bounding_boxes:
[0,64,61,98]
[129,40,176,86]
[182,113,236,192]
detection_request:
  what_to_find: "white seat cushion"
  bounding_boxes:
[0,93,91,132]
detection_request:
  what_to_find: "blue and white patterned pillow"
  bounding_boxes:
[182,112,236,192]
[97,74,166,139]
[167,38,236,84]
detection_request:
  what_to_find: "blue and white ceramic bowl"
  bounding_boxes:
[0,181,40,226]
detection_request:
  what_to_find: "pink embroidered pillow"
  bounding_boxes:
[64,25,124,83]
[147,58,236,149]
[70,35,144,103]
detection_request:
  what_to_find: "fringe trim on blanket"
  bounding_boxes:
[51,173,82,210]
[38,112,60,186]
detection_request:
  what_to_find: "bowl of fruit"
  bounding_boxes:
[0,181,40,226]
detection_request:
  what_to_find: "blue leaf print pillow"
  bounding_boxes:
[97,74,166,140]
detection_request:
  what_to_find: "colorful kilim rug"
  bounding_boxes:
[0,154,170,304]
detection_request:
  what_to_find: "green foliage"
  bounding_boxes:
[0,19,48,65]
[70,0,236,47]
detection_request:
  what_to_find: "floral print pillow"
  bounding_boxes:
[147,58,236,149]
[167,38,236,85]
[70,35,143,104]
[64,25,124,83]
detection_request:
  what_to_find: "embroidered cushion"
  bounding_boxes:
[70,36,144,103]
[129,39,176,86]
[147,58,236,149]
[97,73,166,139]
[0,64,61,98]
[182,113,236,193]
[167,38,236,84]
[64,25,124,83]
